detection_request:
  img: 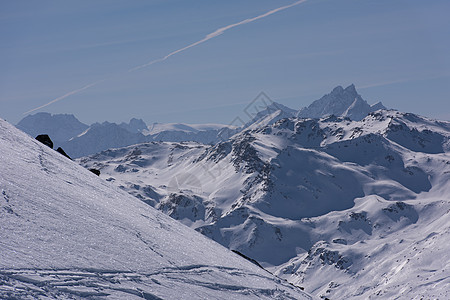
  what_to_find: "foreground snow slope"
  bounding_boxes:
[80,110,450,299]
[0,118,312,299]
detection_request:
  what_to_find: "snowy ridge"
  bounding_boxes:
[61,121,148,158]
[15,114,237,158]
[79,109,450,299]
[17,85,386,158]
[146,123,236,135]
[0,118,313,299]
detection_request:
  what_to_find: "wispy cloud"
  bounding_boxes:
[23,0,307,115]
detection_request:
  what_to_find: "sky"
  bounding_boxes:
[1,0,450,126]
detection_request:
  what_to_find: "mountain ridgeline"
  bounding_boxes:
[17,84,385,158]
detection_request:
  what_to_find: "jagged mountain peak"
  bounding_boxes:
[331,83,356,95]
[297,84,386,121]
[120,118,148,133]
[344,83,357,93]
[331,85,344,94]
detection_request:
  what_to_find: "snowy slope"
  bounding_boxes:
[244,101,297,130]
[146,123,235,135]
[0,118,313,299]
[79,110,450,299]
[61,121,149,158]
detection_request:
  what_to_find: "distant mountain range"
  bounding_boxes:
[16,112,89,146]
[16,84,386,158]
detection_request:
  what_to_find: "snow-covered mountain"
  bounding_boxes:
[16,112,88,147]
[79,110,450,299]
[0,117,313,299]
[297,84,386,121]
[16,114,238,158]
[146,122,235,135]
[61,121,149,158]
[16,85,386,158]
[149,124,237,145]
[60,121,238,158]
[245,101,297,130]
[119,117,148,133]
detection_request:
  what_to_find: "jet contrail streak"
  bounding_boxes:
[24,0,307,115]
[128,0,307,72]
[23,80,104,115]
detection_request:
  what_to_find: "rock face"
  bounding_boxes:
[297,84,386,120]
[35,134,72,160]
[119,118,148,133]
[89,168,101,176]
[56,147,72,160]
[35,134,53,149]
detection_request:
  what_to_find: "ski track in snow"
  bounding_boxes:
[1,265,307,300]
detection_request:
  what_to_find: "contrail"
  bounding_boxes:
[23,80,104,115]
[128,0,307,72]
[24,0,307,115]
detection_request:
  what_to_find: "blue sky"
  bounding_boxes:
[1,0,449,125]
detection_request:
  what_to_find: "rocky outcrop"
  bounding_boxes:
[35,134,53,149]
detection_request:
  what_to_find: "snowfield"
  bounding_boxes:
[79,110,450,299]
[0,118,313,299]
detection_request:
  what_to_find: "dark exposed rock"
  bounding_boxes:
[332,238,347,245]
[89,168,101,176]
[195,141,232,163]
[306,243,352,270]
[382,201,419,223]
[56,147,72,160]
[231,250,265,270]
[35,134,53,149]
[231,134,264,173]
[157,193,205,222]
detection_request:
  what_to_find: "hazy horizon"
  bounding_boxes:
[2,0,449,125]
